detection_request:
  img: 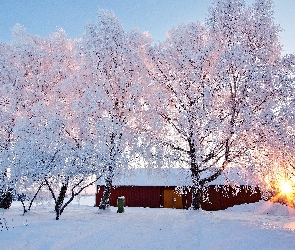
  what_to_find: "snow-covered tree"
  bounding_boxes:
[4,27,70,213]
[146,0,292,209]
[6,28,105,219]
[204,0,293,202]
[146,21,232,209]
[30,31,105,220]
[78,10,152,209]
[0,41,23,208]
[246,53,295,199]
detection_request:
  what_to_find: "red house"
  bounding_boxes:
[95,168,261,210]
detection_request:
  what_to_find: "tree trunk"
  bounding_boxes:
[191,171,203,210]
[19,196,28,215]
[191,185,203,210]
[99,175,112,210]
[18,182,44,215]
[55,184,68,220]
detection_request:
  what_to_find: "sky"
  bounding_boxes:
[0,0,295,54]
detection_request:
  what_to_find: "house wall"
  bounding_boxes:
[201,185,261,211]
[96,186,163,208]
[96,185,261,210]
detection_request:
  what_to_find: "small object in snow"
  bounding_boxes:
[117,196,125,213]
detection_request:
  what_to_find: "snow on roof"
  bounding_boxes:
[210,167,259,186]
[97,167,258,187]
[97,168,192,186]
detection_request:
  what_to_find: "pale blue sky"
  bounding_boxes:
[0,0,294,54]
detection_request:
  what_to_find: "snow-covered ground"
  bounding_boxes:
[1,196,295,250]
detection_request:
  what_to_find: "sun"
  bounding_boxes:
[278,181,293,195]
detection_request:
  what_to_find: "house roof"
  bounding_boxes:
[97,167,258,187]
[97,168,192,186]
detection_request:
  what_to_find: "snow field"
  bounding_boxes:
[0,197,295,250]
